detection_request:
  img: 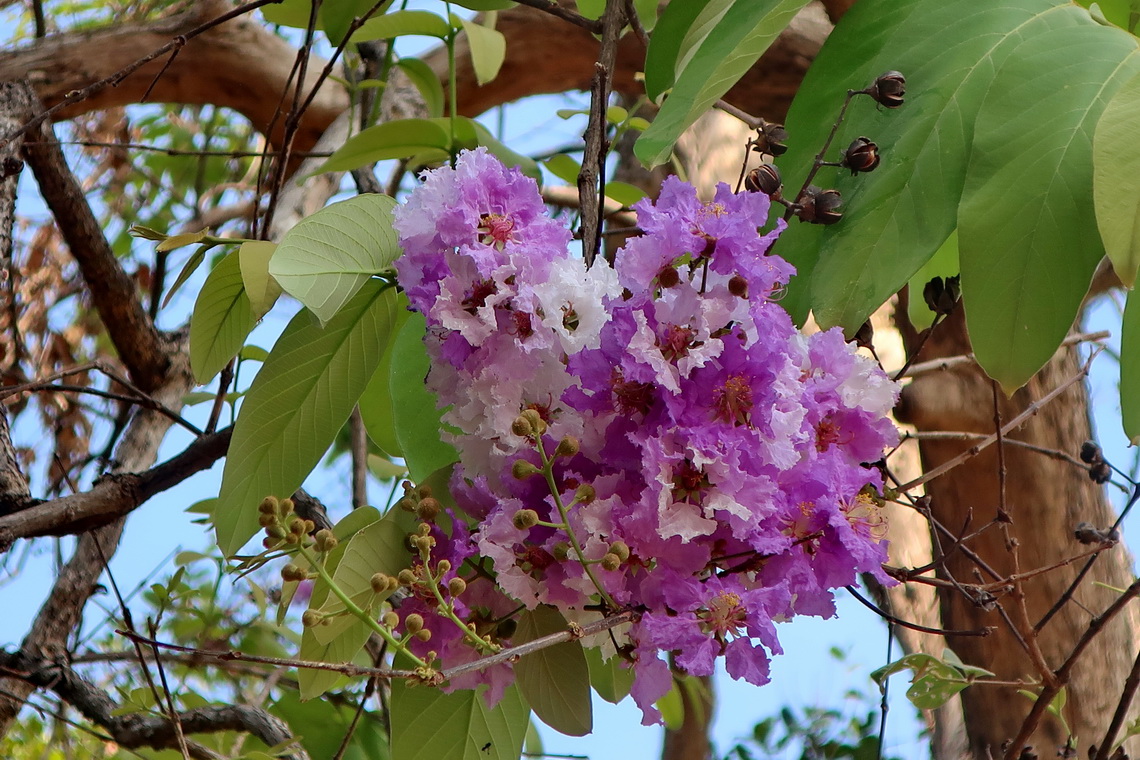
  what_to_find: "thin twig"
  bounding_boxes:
[1096,645,1140,760]
[0,0,286,150]
[844,585,994,637]
[888,331,1109,379]
[898,351,1098,492]
[30,140,334,159]
[578,0,624,267]
[511,0,603,32]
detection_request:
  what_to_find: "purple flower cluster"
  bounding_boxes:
[392,149,899,722]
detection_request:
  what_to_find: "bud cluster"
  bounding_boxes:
[389,148,900,721]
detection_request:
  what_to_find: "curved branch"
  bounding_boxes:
[0,649,309,760]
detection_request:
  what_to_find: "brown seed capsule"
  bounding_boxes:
[852,320,874,349]
[744,163,782,196]
[1089,461,1112,484]
[417,497,441,521]
[841,137,880,175]
[657,265,681,289]
[794,186,843,225]
[922,275,961,316]
[728,275,749,299]
[752,121,789,157]
[867,71,906,109]
[1080,440,1103,464]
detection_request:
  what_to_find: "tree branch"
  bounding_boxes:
[0,649,309,760]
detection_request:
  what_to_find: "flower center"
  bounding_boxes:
[478,213,516,249]
[713,374,753,427]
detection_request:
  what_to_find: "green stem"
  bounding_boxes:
[536,440,618,610]
[295,544,430,671]
[445,2,458,161]
[419,550,501,653]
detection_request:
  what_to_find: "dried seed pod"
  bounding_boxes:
[752,121,788,156]
[1079,440,1102,464]
[841,136,880,175]
[867,70,906,108]
[744,163,782,196]
[794,186,843,225]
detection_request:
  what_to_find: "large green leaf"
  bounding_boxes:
[961,19,1140,391]
[271,692,389,760]
[269,195,401,326]
[513,607,592,736]
[634,0,809,167]
[349,9,451,42]
[323,0,391,43]
[190,250,255,384]
[390,313,460,482]
[310,119,452,175]
[358,295,411,458]
[297,539,369,700]
[390,682,529,760]
[1121,290,1140,444]
[780,0,1069,329]
[1094,70,1140,288]
[214,283,401,555]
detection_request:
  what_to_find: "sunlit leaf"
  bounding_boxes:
[214,283,401,555]
[269,195,400,325]
[349,9,451,42]
[1094,70,1140,287]
[358,295,411,457]
[157,227,208,253]
[309,118,452,175]
[584,645,634,704]
[190,250,254,384]
[460,17,507,86]
[1121,289,1140,444]
[238,241,281,317]
[162,244,210,309]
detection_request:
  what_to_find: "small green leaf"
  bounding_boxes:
[513,607,593,736]
[349,9,451,42]
[1094,70,1140,287]
[657,679,684,731]
[389,313,460,482]
[451,0,515,9]
[576,0,604,19]
[190,250,255,384]
[390,682,529,760]
[396,57,446,118]
[461,17,507,86]
[544,154,582,184]
[1121,289,1140,443]
[870,653,971,710]
[162,244,210,309]
[157,227,208,253]
[238,241,281,317]
[310,118,452,175]
[605,105,629,124]
[604,181,648,207]
[269,195,401,325]
[584,645,634,704]
[214,283,401,555]
[311,514,410,645]
[261,0,318,29]
[322,0,389,43]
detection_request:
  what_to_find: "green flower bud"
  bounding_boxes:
[609,540,630,561]
[554,436,580,458]
[512,459,541,480]
[600,553,622,571]
[448,577,467,596]
[266,525,287,540]
[257,512,277,528]
[258,496,279,514]
[575,483,597,504]
[397,496,417,512]
[383,611,400,628]
[520,409,547,436]
[314,529,337,552]
[370,573,392,593]
[279,498,295,516]
[416,484,433,500]
[511,415,533,437]
[512,509,540,530]
[551,542,570,561]
[415,628,432,642]
[436,559,452,575]
[281,563,306,582]
[301,610,323,628]
[398,569,418,587]
[405,613,425,634]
